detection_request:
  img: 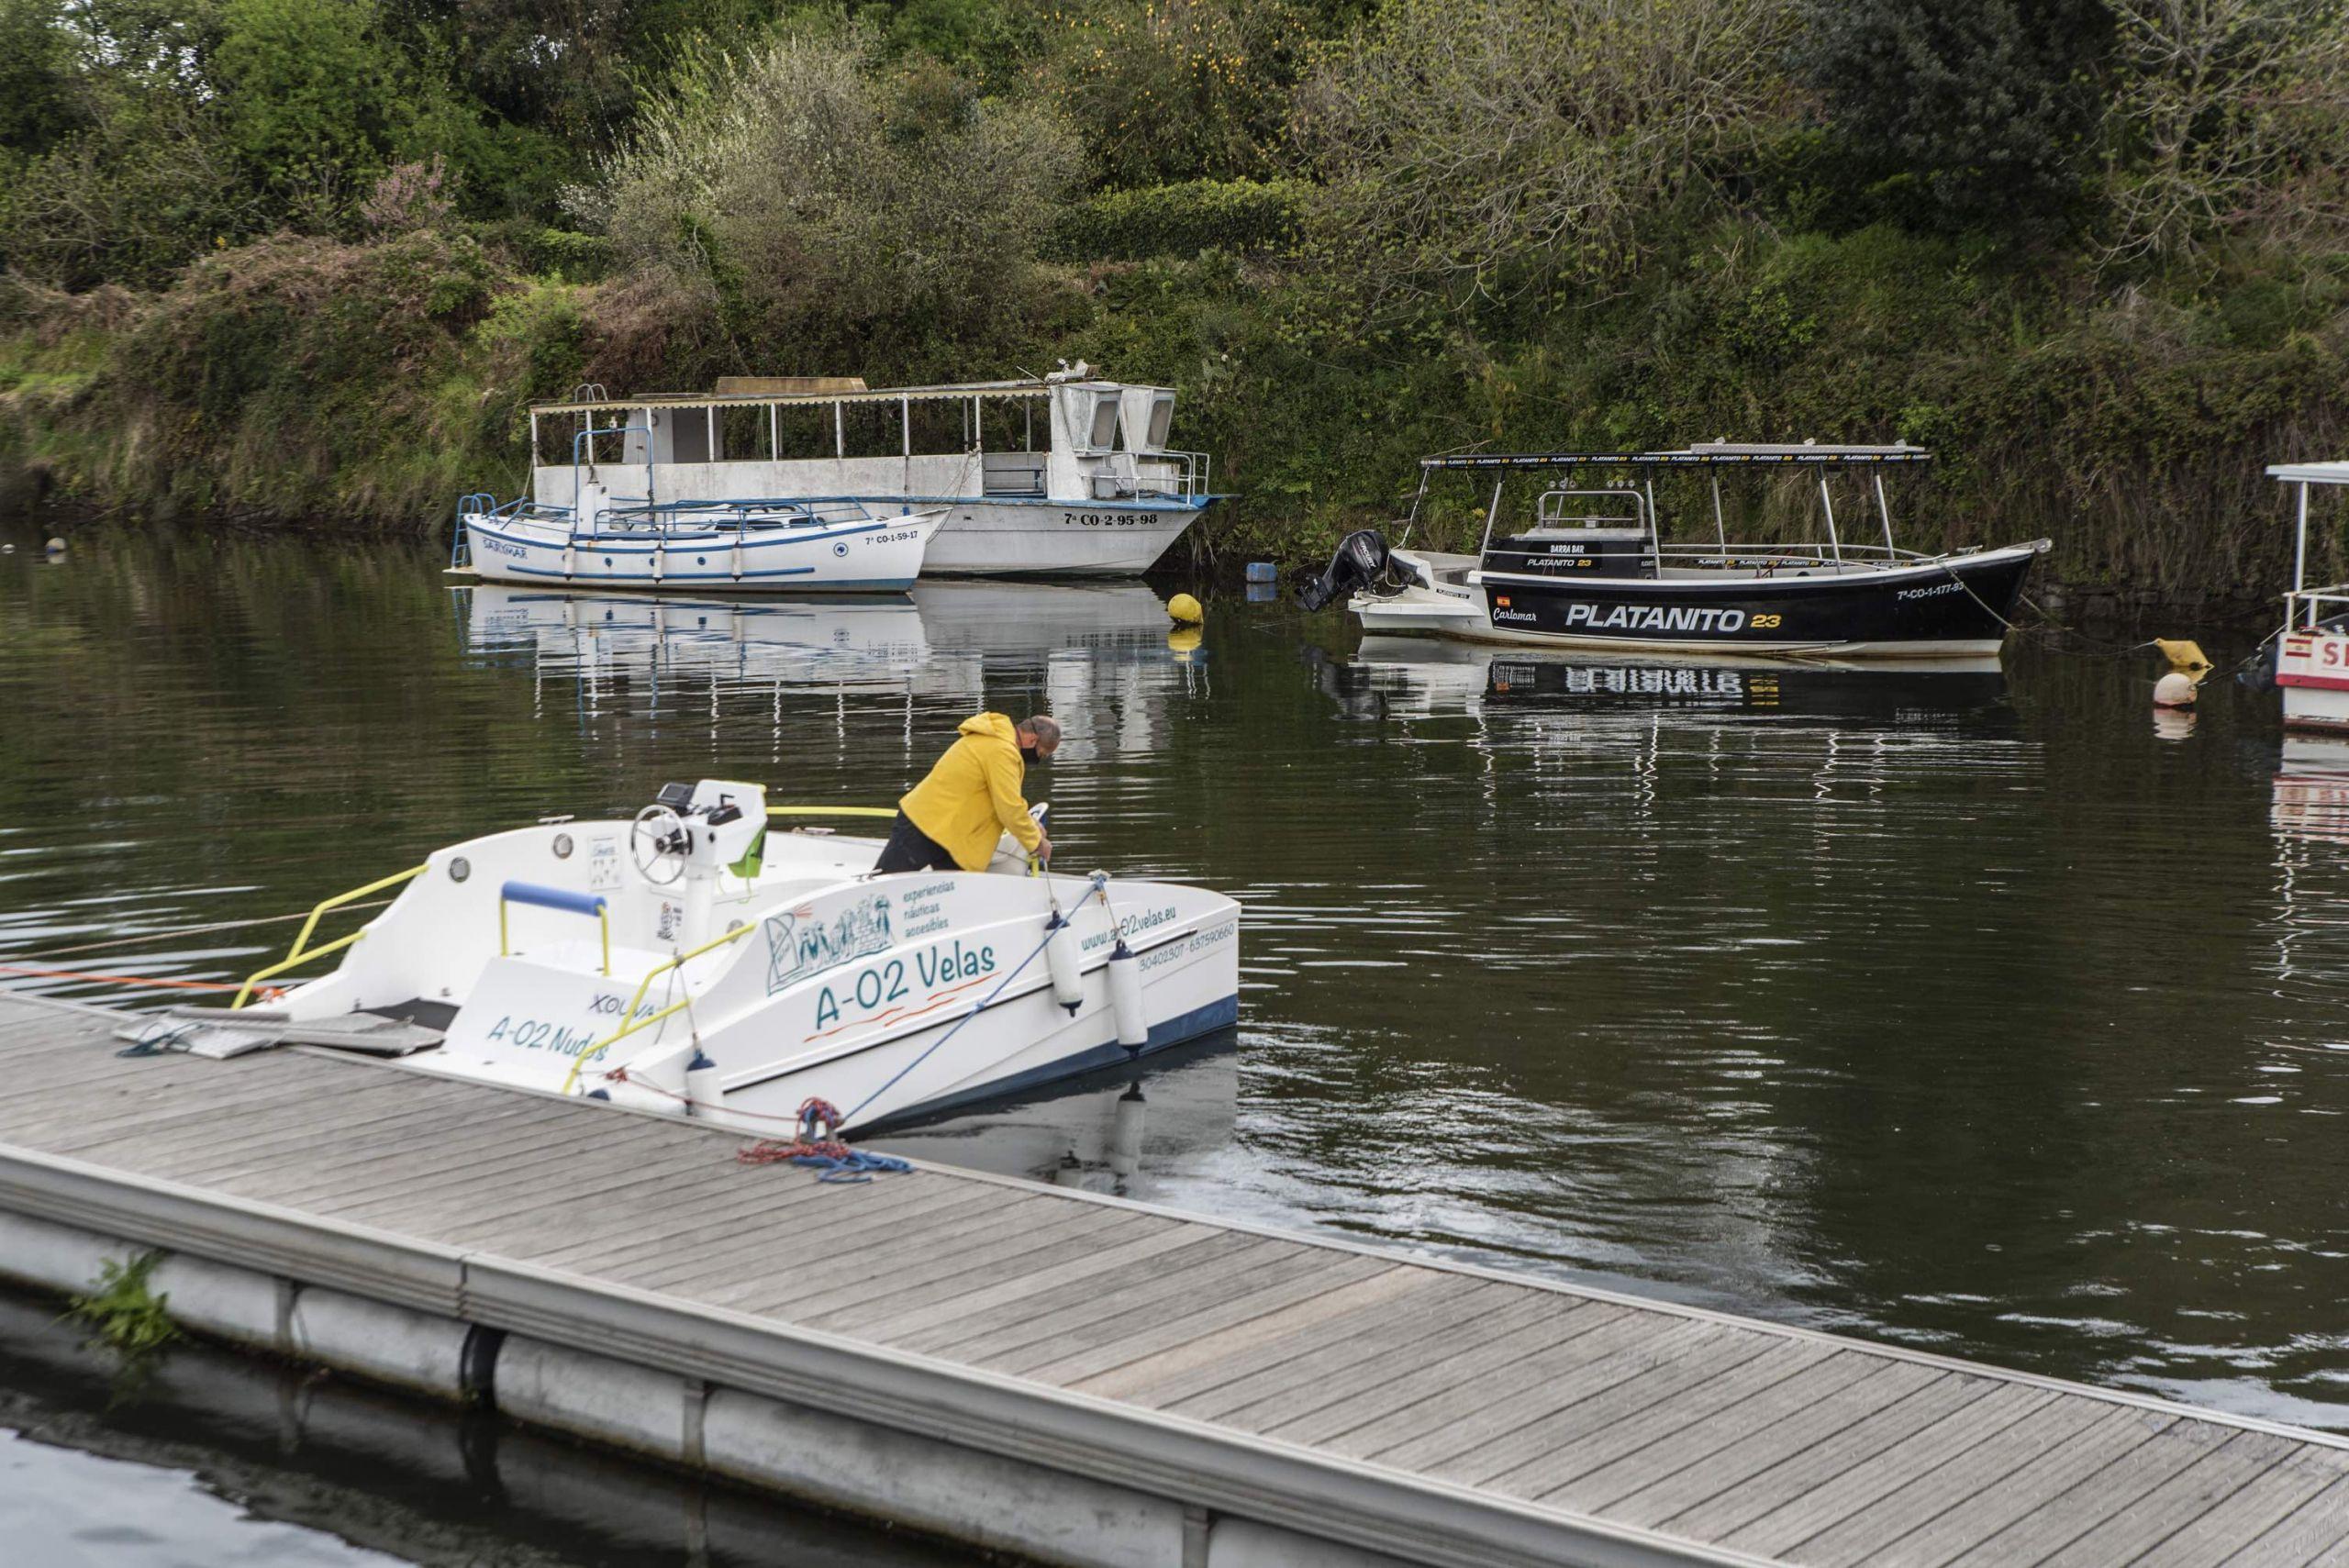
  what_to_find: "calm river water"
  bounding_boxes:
[2,522,2345,1561]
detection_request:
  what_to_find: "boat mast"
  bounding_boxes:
[1709,476,1726,561]
[1872,472,1896,556]
[1479,478,1505,554]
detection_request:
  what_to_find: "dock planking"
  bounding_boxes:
[1,991,2344,1568]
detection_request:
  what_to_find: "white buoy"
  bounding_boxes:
[1044,912,1085,1010]
[1,543,14,554]
[44,537,65,555]
[2154,672,2197,708]
[1108,942,1147,1049]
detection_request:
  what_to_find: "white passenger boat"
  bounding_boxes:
[2264,461,2349,731]
[467,365,1222,579]
[1298,443,2048,660]
[457,476,940,593]
[191,782,1241,1134]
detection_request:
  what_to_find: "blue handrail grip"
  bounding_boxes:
[500,881,609,918]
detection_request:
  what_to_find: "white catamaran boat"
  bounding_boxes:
[1298,443,2050,660]
[174,782,1241,1134]
[462,365,1220,581]
[2262,460,2349,731]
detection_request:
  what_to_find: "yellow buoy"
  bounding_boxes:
[1167,592,1204,625]
[2154,638,2210,673]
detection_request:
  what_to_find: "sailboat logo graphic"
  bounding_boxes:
[764,895,894,995]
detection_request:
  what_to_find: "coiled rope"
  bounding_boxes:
[738,1098,913,1184]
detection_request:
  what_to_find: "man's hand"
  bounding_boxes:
[1034,833,1052,863]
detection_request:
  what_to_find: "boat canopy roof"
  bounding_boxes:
[2269,461,2349,486]
[531,376,1163,417]
[1422,442,1932,472]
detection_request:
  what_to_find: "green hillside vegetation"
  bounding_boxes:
[3,0,2346,600]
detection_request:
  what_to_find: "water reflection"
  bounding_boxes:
[0,1286,970,1567]
[3,523,2347,1440]
[872,1032,1241,1202]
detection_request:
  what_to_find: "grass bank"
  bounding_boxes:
[4,214,2345,607]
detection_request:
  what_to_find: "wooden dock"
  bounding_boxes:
[1,989,2344,1568]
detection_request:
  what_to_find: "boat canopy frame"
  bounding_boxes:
[524,375,1209,506]
[1399,442,1935,569]
[2271,461,2349,629]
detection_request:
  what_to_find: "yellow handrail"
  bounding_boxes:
[232,863,429,1009]
[560,921,759,1094]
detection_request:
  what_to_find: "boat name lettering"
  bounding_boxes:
[1062,512,1150,528]
[1895,581,1965,601]
[584,992,663,1022]
[477,533,528,560]
[1082,904,1180,952]
[484,1015,601,1057]
[1555,604,1750,634]
[866,529,922,545]
[810,940,997,1032]
[765,894,894,995]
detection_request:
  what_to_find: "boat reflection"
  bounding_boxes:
[2273,736,2349,845]
[867,1030,1240,1201]
[461,580,1197,756]
[1322,637,2010,723]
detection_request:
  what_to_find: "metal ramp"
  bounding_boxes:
[116,1006,445,1060]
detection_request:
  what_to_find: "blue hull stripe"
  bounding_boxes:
[873,994,1241,1129]
[467,518,902,554]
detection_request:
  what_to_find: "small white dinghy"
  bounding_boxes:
[459,481,941,593]
[201,783,1240,1134]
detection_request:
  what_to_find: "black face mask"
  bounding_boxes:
[1019,739,1042,765]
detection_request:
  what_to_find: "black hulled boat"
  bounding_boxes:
[1299,443,2048,660]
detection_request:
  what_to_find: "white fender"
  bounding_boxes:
[1108,944,1146,1049]
[1044,914,1085,1010]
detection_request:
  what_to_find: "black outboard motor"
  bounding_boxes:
[1297,528,1392,612]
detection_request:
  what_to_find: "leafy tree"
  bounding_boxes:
[2099,0,2349,265]
[0,0,88,155]
[1030,0,1308,189]
[1791,0,2112,231]
[594,24,1080,368]
[1296,0,1799,308]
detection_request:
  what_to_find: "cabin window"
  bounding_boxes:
[838,402,903,459]
[668,406,714,464]
[771,403,835,461]
[718,405,768,462]
[1088,395,1119,450]
[1146,395,1174,449]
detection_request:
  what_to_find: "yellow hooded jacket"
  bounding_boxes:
[898,713,1044,872]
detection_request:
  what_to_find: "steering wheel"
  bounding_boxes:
[631,804,689,885]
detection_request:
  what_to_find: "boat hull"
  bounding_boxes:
[462,512,935,592]
[2278,628,2349,731]
[891,495,1213,576]
[271,817,1241,1137]
[1356,542,2046,659]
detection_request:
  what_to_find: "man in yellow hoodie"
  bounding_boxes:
[874,713,1060,874]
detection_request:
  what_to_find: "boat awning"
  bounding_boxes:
[526,379,1169,417]
[2269,462,2349,486]
[1422,443,1932,471]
